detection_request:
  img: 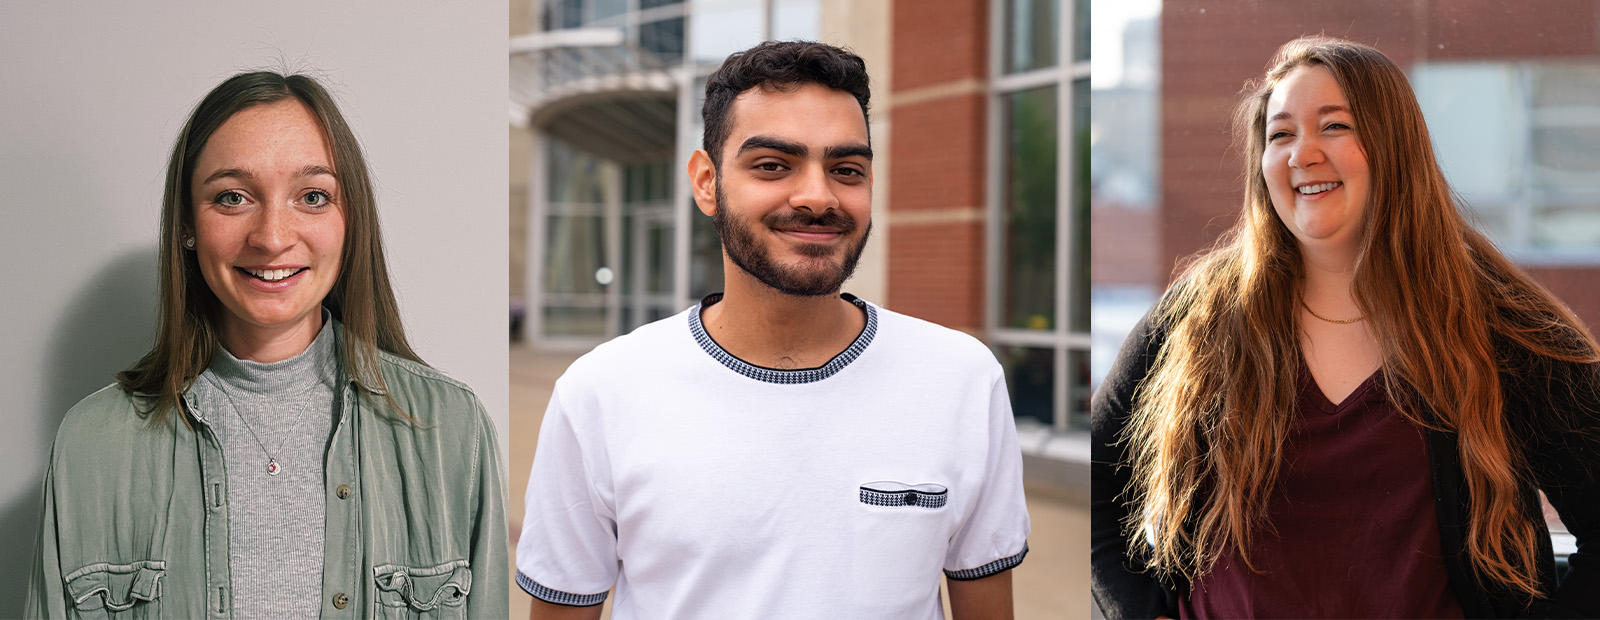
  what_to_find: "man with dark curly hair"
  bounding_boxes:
[517,41,1030,619]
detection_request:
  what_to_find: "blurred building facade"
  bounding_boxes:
[1159,0,1600,329]
[510,0,1089,487]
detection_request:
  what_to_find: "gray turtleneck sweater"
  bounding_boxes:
[190,318,338,619]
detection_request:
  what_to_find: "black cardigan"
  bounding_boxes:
[1090,306,1600,619]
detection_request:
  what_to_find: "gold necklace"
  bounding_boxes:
[1301,299,1366,324]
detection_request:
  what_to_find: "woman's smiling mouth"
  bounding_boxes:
[237,266,309,282]
[1296,181,1343,196]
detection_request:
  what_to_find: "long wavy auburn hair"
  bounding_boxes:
[1123,36,1599,600]
[116,71,424,427]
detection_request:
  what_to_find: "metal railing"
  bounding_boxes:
[510,27,679,123]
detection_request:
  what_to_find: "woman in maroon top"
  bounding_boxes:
[1091,36,1600,618]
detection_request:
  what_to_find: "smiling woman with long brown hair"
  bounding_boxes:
[26,72,507,619]
[1091,36,1600,618]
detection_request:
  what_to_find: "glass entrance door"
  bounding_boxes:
[534,143,682,345]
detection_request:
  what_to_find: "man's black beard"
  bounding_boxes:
[712,183,871,297]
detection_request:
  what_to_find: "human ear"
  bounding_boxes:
[688,149,718,217]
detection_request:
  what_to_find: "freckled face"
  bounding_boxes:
[190,99,345,344]
[1262,65,1372,254]
[709,82,873,297]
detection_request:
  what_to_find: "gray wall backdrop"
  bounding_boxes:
[0,3,509,610]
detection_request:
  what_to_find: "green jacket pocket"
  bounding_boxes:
[63,560,165,619]
[373,560,470,619]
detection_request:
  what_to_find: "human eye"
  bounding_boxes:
[302,189,334,208]
[1267,130,1291,142]
[753,160,788,173]
[832,165,866,180]
[1325,120,1353,132]
[214,190,248,208]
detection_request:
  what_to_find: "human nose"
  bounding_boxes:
[245,203,295,253]
[1288,134,1325,169]
[789,163,840,213]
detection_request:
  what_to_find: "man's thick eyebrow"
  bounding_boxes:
[738,136,806,157]
[825,144,873,161]
[735,136,874,162]
[1268,104,1351,122]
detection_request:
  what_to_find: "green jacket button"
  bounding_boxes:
[336,484,351,499]
[332,592,348,609]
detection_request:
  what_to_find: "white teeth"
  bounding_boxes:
[1298,182,1340,195]
[245,268,299,282]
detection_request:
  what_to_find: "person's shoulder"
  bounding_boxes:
[51,383,169,469]
[869,302,1002,375]
[374,350,491,429]
[57,383,148,435]
[377,349,477,396]
[559,308,694,383]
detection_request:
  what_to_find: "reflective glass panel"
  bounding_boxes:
[774,0,821,42]
[1069,78,1089,332]
[640,16,685,64]
[690,0,764,64]
[1001,86,1059,331]
[1005,0,1059,73]
[1072,0,1088,62]
[1066,348,1090,430]
[998,346,1055,426]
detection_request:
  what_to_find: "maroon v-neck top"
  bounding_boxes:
[1180,369,1464,619]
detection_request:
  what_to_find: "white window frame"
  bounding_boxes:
[986,0,1091,433]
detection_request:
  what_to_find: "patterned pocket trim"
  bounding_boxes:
[859,481,948,509]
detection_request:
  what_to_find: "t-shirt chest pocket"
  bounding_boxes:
[850,482,953,606]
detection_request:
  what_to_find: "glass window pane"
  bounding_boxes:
[999,346,1055,426]
[543,214,606,295]
[641,0,680,8]
[547,139,605,203]
[1531,126,1600,187]
[1005,0,1059,73]
[1001,86,1059,331]
[1072,0,1088,62]
[774,0,821,42]
[690,201,724,299]
[1413,64,1520,200]
[592,0,628,22]
[543,306,607,337]
[1532,204,1600,248]
[556,0,584,29]
[1066,348,1090,430]
[640,17,685,64]
[1069,78,1089,332]
[690,0,765,64]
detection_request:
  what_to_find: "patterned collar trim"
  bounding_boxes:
[688,292,878,385]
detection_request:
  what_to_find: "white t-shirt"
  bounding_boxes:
[516,294,1030,619]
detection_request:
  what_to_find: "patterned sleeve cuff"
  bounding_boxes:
[516,571,609,607]
[943,542,1029,581]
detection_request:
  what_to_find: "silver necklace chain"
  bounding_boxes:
[216,378,319,476]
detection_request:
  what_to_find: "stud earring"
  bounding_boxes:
[184,237,196,249]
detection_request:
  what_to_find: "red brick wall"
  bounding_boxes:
[1160,0,1600,329]
[892,0,988,92]
[888,0,989,331]
[889,222,986,329]
[891,96,987,211]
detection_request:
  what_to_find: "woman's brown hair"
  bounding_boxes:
[117,71,423,426]
[1123,35,1598,599]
